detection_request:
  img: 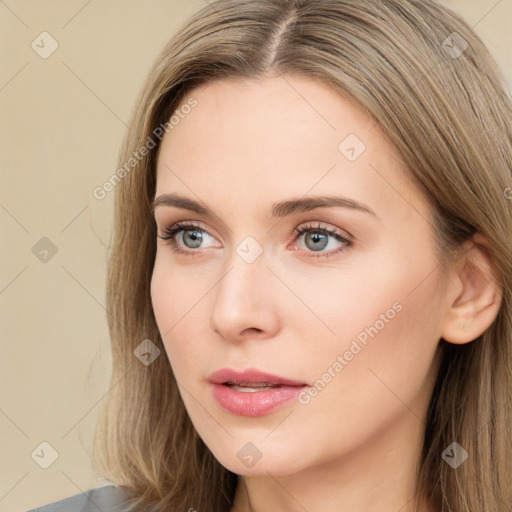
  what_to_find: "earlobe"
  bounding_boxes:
[440,234,502,345]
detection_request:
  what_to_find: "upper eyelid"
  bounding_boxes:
[295,222,352,238]
[159,220,352,243]
[162,220,214,236]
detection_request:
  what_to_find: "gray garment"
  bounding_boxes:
[26,485,135,512]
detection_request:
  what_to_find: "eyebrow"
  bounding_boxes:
[151,193,377,219]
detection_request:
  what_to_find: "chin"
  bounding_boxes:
[207,439,310,477]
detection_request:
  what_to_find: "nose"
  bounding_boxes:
[209,247,280,343]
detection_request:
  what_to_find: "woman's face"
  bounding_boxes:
[151,75,449,477]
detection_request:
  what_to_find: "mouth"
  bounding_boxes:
[208,368,309,416]
[209,367,309,388]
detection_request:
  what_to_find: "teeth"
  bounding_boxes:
[230,384,277,392]
[224,382,281,392]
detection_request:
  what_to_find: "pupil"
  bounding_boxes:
[307,232,327,251]
[184,230,202,248]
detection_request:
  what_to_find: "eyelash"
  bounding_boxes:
[158,221,353,259]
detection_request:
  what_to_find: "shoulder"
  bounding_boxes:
[25,484,134,512]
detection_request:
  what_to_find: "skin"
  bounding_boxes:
[150,75,502,512]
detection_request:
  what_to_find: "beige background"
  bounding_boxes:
[1,1,510,510]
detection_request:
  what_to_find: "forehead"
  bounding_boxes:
[154,75,429,226]
[161,75,376,154]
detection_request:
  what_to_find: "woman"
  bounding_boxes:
[28,0,512,510]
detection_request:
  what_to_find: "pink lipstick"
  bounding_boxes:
[209,368,308,417]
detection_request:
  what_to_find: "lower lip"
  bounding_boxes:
[211,383,306,416]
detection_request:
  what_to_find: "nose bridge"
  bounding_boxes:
[220,232,269,299]
[209,239,275,338]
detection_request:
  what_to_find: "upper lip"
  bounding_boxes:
[209,368,308,387]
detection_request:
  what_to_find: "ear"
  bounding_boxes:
[441,233,502,344]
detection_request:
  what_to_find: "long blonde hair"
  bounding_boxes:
[92,1,512,510]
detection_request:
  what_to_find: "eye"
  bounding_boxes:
[158,221,218,257]
[157,221,353,259]
[291,222,352,259]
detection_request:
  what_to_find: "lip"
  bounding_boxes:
[209,368,308,387]
[209,368,309,417]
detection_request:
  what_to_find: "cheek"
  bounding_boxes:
[323,230,444,368]
[150,257,178,335]
[274,279,442,477]
[150,256,207,375]
[150,250,210,328]
[300,259,443,430]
